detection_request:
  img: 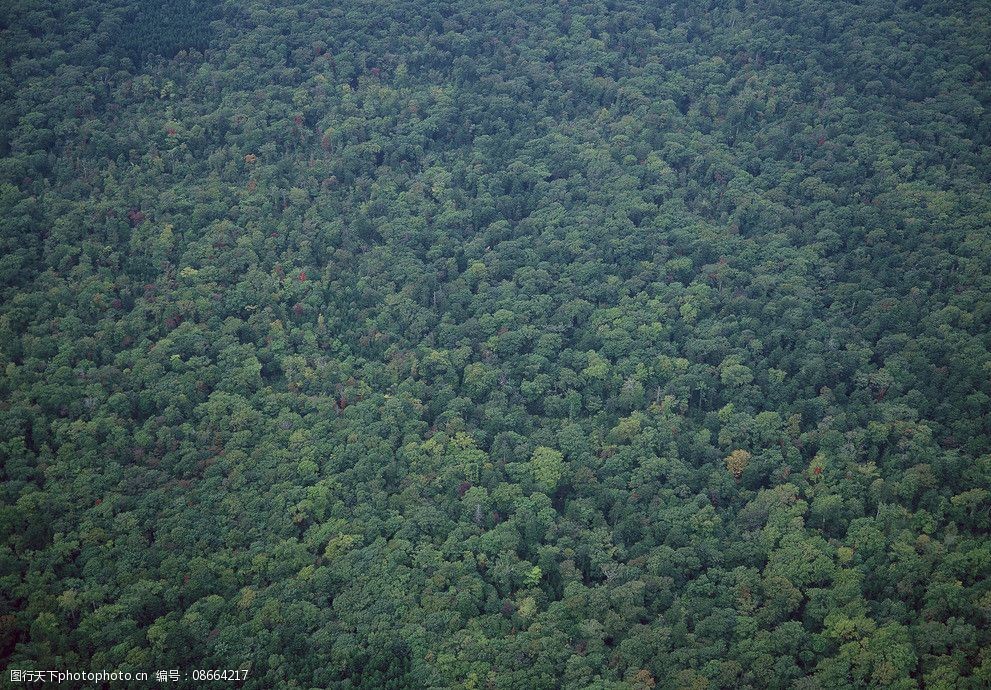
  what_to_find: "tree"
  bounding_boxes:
[529,446,565,493]
[725,449,751,481]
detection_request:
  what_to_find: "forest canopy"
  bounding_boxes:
[1,0,990,688]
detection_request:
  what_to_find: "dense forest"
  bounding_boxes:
[1,0,990,687]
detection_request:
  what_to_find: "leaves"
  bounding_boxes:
[725,449,751,481]
[529,447,565,493]
[0,0,989,687]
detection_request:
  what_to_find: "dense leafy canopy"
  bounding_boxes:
[2,0,990,688]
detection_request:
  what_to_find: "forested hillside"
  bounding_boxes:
[2,0,990,688]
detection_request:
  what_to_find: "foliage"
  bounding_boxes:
[1,0,990,687]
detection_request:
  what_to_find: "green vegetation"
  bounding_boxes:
[2,0,990,688]
[121,0,217,67]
